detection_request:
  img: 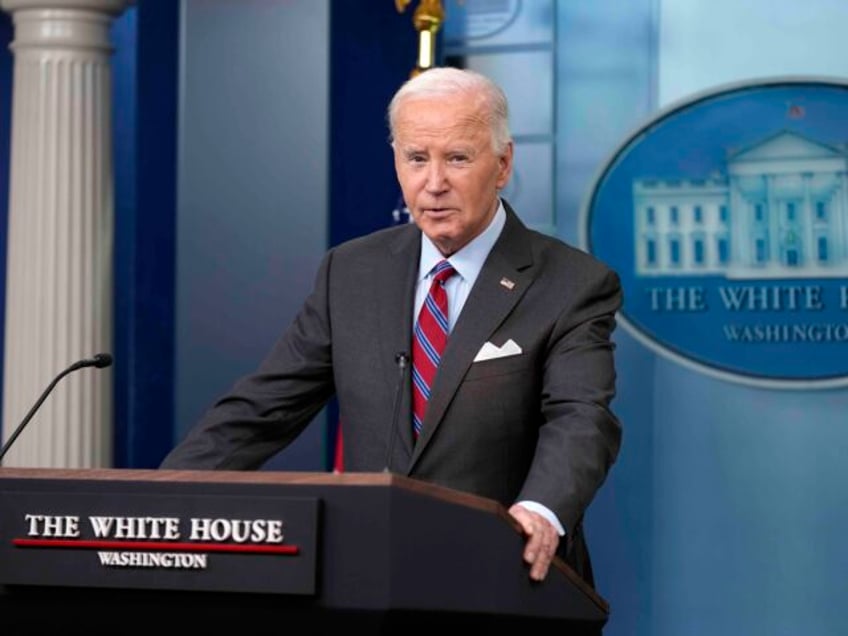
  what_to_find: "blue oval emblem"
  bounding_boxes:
[582,77,848,388]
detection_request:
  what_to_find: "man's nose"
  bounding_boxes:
[425,162,448,193]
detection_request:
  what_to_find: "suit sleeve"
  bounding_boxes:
[516,266,623,534]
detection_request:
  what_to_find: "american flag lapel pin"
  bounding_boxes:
[500,277,515,290]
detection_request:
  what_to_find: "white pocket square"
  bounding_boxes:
[473,339,523,362]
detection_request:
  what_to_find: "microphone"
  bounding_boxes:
[383,352,409,472]
[0,353,113,464]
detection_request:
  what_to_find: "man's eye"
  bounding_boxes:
[408,155,427,164]
[449,155,470,164]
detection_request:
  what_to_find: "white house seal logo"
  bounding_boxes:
[581,77,848,389]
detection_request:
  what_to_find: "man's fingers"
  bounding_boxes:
[527,527,556,581]
[508,504,559,581]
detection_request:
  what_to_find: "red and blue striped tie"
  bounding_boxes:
[411,260,456,440]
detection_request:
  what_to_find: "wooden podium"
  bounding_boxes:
[0,468,609,634]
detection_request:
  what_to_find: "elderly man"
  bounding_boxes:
[161,66,622,587]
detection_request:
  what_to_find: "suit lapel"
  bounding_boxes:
[375,225,421,459]
[409,205,535,468]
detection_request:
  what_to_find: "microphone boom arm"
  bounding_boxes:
[0,353,112,464]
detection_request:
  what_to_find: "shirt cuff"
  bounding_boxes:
[516,500,566,536]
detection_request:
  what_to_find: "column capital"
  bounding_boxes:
[1,0,130,13]
[1,0,131,52]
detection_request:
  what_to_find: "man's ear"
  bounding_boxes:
[496,141,514,189]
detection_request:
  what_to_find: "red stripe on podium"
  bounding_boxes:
[12,538,299,555]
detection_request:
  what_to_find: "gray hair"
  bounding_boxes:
[387,67,512,155]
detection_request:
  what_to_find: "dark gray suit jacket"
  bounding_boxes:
[161,201,623,584]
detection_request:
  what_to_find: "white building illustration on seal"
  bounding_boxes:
[633,130,848,278]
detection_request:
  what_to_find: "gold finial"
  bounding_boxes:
[396,0,445,77]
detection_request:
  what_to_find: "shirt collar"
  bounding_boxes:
[418,200,506,286]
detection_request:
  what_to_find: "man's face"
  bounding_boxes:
[393,93,513,256]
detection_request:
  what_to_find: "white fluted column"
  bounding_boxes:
[0,0,128,467]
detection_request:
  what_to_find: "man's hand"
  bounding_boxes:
[508,503,560,582]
